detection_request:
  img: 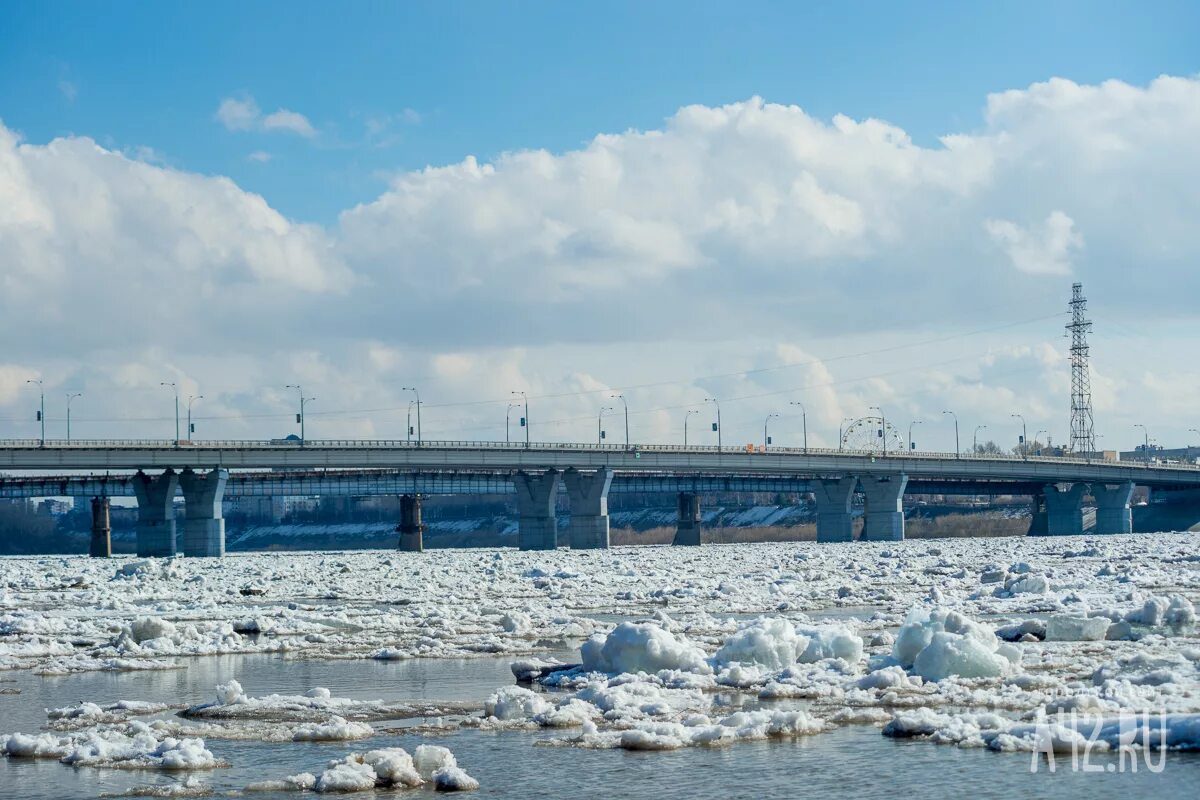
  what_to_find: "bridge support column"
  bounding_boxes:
[179,468,228,558]
[133,469,180,557]
[673,492,702,546]
[564,468,613,549]
[397,494,425,552]
[514,470,561,550]
[89,497,112,558]
[860,474,908,541]
[1094,482,1135,535]
[1027,491,1049,536]
[1043,483,1086,536]
[811,477,857,543]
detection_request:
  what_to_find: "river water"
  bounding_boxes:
[2,649,1198,799]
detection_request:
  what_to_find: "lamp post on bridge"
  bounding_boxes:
[839,417,853,452]
[511,391,528,447]
[684,409,698,447]
[610,393,629,447]
[763,413,778,451]
[597,406,613,444]
[1035,430,1048,456]
[408,401,416,443]
[908,420,922,452]
[942,410,959,458]
[505,403,520,444]
[869,406,886,455]
[186,395,203,442]
[65,392,81,443]
[285,384,315,445]
[160,382,179,444]
[1190,428,1200,453]
[25,380,44,446]
[403,387,422,445]
[705,398,722,449]
[1011,413,1028,459]
[789,401,807,453]
[973,425,987,455]
[1134,424,1149,464]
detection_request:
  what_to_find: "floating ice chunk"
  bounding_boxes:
[1044,615,1110,642]
[304,687,332,699]
[857,666,916,690]
[433,765,480,791]
[215,680,247,706]
[57,725,221,770]
[413,745,458,778]
[580,622,711,675]
[1165,595,1196,633]
[712,618,809,670]
[795,625,863,664]
[2,732,73,758]
[245,773,317,792]
[314,759,378,792]
[893,608,1017,681]
[131,618,177,644]
[292,715,374,741]
[500,612,530,634]
[484,686,552,721]
[1004,574,1050,595]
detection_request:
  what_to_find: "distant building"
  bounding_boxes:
[1119,444,1200,464]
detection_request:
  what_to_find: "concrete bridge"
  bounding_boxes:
[2,438,1198,557]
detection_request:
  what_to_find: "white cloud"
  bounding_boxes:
[247,150,272,163]
[216,95,316,137]
[985,211,1083,275]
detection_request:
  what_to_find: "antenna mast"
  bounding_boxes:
[1067,282,1096,454]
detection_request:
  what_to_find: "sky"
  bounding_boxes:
[1,2,1199,453]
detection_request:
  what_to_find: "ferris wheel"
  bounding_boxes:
[840,416,907,454]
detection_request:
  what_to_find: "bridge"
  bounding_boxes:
[2,438,1198,557]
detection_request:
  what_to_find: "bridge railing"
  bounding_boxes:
[0,438,1196,472]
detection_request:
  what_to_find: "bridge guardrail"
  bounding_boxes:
[0,437,1197,472]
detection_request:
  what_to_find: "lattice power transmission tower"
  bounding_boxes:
[1067,282,1096,454]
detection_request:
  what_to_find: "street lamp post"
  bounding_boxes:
[684,409,698,447]
[973,425,987,455]
[1134,424,1149,464]
[407,401,416,443]
[160,382,179,444]
[597,406,613,444]
[908,420,923,452]
[1011,413,1027,459]
[186,395,203,442]
[1035,430,1048,456]
[65,392,81,443]
[505,403,520,444]
[402,387,422,445]
[285,384,315,444]
[26,380,44,446]
[705,398,722,449]
[789,401,807,453]
[764,413,779,451]
[511,391,528,447]
[611,394,629,447]
[942,410,959,458]
[1190,428,1200,455]
[869,406,886,455]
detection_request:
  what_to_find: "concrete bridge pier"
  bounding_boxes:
[514,470,561,550]
[179,468,228,558]
[1043,483,1087,536]
[89,497,112,558]
[132,469,180,557]
[860,474,908,541]
[811,477,857,542]
[397,494,425,552]
[1093,482,1135,535]
[564,467,613,549]
[673,491,702,546]
[1027,491,1049,536]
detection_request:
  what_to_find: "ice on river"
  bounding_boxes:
[2,533,1199,776]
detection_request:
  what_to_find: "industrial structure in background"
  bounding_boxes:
[1068,282,1097,455]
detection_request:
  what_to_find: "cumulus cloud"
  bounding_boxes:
[216,96,316,137]
[3,74,1200,446]
[985,211,1082,275]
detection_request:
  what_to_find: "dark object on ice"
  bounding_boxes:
[516,663,580,683]
[239,586,268,596]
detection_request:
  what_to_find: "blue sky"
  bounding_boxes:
[3,1,1197,222]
